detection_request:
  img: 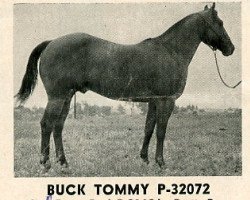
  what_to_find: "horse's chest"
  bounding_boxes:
[152,59,188,97]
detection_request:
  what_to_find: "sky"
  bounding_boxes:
[14,2,241,109]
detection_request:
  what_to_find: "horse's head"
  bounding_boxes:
[199,3,235,56]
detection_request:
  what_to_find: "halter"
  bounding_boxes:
[212,49,242,89]
[198,13,242,89]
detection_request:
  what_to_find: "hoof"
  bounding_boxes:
[56,158,68,167]
[56,158,68,170]
[40,160,51,174]
[61,164,70,174]
[142,158,150,165]
[55,162,70,174]
[140,154,149,164]
[59,162,68,169]
[156,158,165,168]
[40,157,51,167]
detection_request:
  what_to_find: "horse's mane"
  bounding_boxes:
[162,14,193,36]
[142,13,195,42]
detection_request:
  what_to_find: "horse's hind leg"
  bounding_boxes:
[40,97,66,170]
[53,91,74,168]
[140,101,156,164]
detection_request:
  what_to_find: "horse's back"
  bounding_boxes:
[40,33,109,60]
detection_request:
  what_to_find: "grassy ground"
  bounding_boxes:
[14,113,241,177]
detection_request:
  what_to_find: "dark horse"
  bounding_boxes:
[16,3,234,171]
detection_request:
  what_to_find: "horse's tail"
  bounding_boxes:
[15,40,51,104]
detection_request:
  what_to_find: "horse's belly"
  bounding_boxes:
[88,81,153,101]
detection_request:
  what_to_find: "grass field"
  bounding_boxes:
[14,112,241,177]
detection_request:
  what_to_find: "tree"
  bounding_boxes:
[117,104,126,115]
[14,106,33,120]
[82,103,91,116]
[173,105,179,114]
[36,107,45,115]
[101,106,111,116]
[83,104,100,116]
[75,102,83,114]
[137,102,148,115]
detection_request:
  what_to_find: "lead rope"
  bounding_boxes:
[210,47,242,89]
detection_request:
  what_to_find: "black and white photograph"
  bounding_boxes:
[13,2,242,178]
[1,0,250,199]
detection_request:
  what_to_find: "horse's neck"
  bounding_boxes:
[152,15,203,99]
[155,15,202,65]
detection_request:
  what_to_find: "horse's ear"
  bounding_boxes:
[211,2,215,10]
[204,5,209,10]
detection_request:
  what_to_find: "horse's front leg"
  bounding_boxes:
[140,101,156,164]
[155,99,175,167]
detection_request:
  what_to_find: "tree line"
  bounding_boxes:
[14,101,241,121]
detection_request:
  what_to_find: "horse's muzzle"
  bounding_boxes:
[222,44,235,56]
